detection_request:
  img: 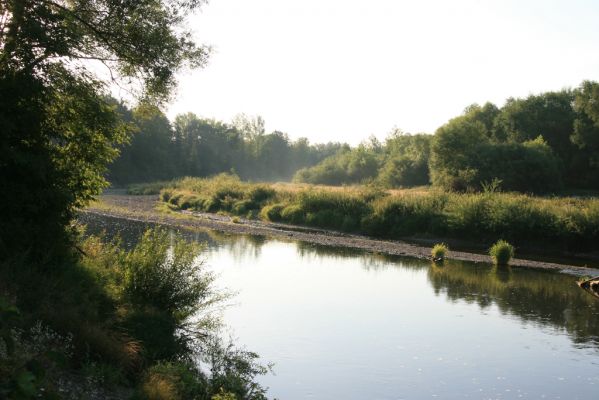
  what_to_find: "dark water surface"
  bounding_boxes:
[80,213,599,400]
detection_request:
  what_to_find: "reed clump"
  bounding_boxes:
[489,240,515,265]
[148,174,599,252]
[431,243,449,261]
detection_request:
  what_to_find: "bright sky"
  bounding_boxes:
[167,0,599,145]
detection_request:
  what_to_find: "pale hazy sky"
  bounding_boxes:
[167,0,599,145]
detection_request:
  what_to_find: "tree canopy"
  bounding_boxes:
[0,0,208,260]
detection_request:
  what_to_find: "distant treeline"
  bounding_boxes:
[108,106,345,184]
[294,132,431,188]
[295,80,599,193]
[110,80,599,193]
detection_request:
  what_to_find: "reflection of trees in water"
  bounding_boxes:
[81,213,270,260]
[84,214,599,347]
[80,213,218,248]
[428,261,599,347]
[207,234,267,262]
[295,241,429,271]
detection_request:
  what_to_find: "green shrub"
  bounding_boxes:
[305,209,341,229]
[232,199,257,215]
[280,204,305,224]
[160,189,173,202]
[168,192,184,206]
[364,194,446,237]
[431,243,449,261]
[138,362,207,400]
[123,229,214,318]
[293,145,380,185]
[248,185,276,203]
[260,203,286,221]
[489,240,515,265]
[203,197,221,212]
[178,194,197,210]
[157,176,599,251]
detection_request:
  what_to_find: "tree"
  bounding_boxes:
[493,91,576,163]
[253,131,292,180]
[462,102,501,140]
[571,81,599,187]
[429,116,489,191]
[378,132,431,188]
[0,0,209,261]
[109,104,175,184]
[429,111,563,193]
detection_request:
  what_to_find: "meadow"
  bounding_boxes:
[140,174,599,253]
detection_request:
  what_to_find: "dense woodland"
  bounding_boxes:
[110,81,599,194]
[108,108,345,183]
[295,82,599,193]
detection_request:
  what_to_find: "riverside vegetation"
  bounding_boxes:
[1,229,269,399]
[0,0,269,398]
[146,174,599,253]
[490,240,516,266]
[110,81,599,196]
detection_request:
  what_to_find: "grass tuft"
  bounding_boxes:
[431,243,449,261]
[489,240,515,265]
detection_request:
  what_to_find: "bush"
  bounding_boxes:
[232,199,256,215]
[157,176,599,252]
[248,185,276,203]
[160,189,172,202]
[489,240,515,265]
[293,146,380,185]
[260,203,286,222]
[431,243,448,261]
[138,362,207,400]
[280,204,305,224]
[123,229,215,318]
[364,194,446,237]
[430,113,563,193]
[378,156,429,188]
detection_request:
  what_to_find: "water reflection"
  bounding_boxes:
[80,212,599,350]
[428,261,599,348]
[79,212,266,260]
[79,213,599,399]
[295,241,414,271]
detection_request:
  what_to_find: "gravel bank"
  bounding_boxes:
[84,193,599,277]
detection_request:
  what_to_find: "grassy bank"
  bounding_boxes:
[1,228,268,399]
[150,175,599,252]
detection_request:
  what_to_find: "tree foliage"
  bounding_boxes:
[108,110,345,184]
[0,0,208,260]
[571,81,599,187]
[428,83,599,193]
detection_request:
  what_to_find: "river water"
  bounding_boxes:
[81,213,599,400]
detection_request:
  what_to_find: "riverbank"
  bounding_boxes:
[85,192,599,277]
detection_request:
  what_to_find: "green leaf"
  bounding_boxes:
[16,371,37,397]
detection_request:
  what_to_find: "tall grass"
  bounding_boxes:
[489,240,515,265]
[431,243,449,261]
[153,174,599,252]
[0,227,269,399]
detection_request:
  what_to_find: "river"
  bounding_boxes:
[80,212,599,399]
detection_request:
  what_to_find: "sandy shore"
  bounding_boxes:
[84,193,599,277]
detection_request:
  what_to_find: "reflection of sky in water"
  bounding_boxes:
[206,241,599,400]
[81,213,599,400]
